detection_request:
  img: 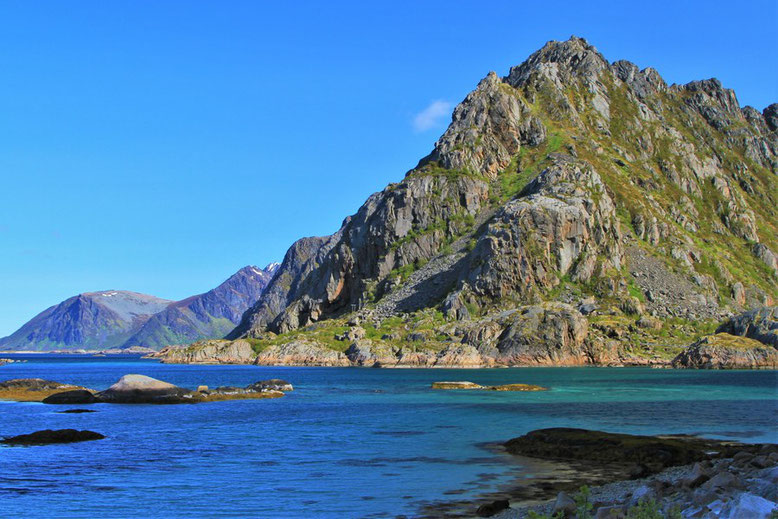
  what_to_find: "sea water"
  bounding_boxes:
[0,355,776,518]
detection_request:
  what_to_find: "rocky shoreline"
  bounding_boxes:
[423,429,778,518]
[147,307,778,370]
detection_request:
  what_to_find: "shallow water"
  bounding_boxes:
[0,355,776,518]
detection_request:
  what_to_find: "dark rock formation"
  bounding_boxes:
[42,390,97,405]
[1,429,105,445]
[505,428,754,476]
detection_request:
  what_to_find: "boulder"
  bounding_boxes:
[42,390,97,405]
[718,492,777,518]
[552,491,577,517]
[96,374,200,404]
[1,429,105,445]
[682,462,711,488]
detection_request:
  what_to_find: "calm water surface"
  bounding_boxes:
[1,355,776,518]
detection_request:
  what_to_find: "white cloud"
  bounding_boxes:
[412,100,452,132]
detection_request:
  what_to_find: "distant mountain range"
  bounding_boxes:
[0,264,279,352]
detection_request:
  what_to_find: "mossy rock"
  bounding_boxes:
[431,381,484,390]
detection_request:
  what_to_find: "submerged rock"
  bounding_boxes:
[57,409,97,414]
[1,429,105,445]
[488,383,547,391]
[432,381,548,391]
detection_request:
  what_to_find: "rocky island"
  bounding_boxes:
[0,374,293,405]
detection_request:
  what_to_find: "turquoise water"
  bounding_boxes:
[0,355,776,518]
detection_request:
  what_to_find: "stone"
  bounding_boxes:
[552,491,577,517]
[702,471,741,491]
[595,505,625,518]
[197,385,209,392]
[718,493,777,518]
[1,429,105,445]
[682,462,711,488]
[631,485,656,504]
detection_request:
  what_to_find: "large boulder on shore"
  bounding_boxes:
[672,333,778,369]
[96,374,200,404]
[1,429,105,445]
[716,307,778,348]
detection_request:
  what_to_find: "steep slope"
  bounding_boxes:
[122,264,278,349]
[0,291,173,351]
[170,36,777,367]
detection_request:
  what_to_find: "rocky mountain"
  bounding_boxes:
[0,264,279,352]
[122,264,279,349]
[0,291,173,351]
[162,36,777,367]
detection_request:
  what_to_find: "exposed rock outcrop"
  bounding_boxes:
[716,306,778,348]
[1,429,105,445]
[672,333,778,369]
[0,378,94,402]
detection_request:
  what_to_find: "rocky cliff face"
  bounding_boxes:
[0,291,173,351]
[122,264,278,349]
[163,36,778,367]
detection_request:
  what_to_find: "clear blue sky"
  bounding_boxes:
[0,0,775,336]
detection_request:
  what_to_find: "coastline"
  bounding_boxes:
[425,433,778,518]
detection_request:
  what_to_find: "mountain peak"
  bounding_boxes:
[506,35,608,87]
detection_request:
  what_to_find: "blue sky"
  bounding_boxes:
[0,1,776,335]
